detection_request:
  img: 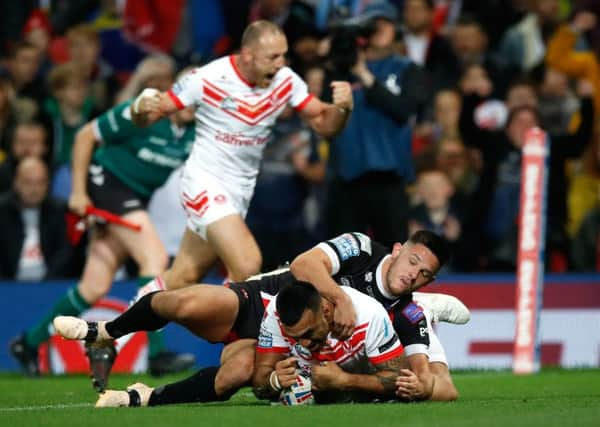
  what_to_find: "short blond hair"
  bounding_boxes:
[47,62,86,93]
[241,20,284,47]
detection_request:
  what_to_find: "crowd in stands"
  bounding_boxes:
[0,0,599,280]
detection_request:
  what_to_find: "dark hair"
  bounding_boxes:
[408,230,451,267]
[276,281,322,327]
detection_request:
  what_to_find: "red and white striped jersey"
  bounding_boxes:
[257,287,404,374]
[167,55,313,191]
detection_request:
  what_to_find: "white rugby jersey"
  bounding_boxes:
[167,55,313,192]
[257,287,404,374]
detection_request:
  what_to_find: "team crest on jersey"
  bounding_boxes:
[330,234,360,261]
[402,302,425,324]
[220,96,238,111]
[364,272,373,282]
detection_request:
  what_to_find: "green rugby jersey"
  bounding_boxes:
[93,101,194,198]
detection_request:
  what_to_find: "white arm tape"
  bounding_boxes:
[132,88,161,114]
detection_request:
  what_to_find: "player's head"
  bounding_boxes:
[277,281,332,353]
[240,20,288,88]
[385,230,450,296]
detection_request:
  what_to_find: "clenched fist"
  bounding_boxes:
[330,81,353,113]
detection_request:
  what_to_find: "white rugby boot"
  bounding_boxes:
[413,292,470,324]
[95,391,130,408]
[53,316,111,342]
[95,383,154,408]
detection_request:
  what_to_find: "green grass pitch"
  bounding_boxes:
[1,369,599,427]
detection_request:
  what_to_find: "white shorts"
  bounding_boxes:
[180,165,254,240]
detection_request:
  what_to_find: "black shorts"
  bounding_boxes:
[226,281,268,341]
[87,163,148,216]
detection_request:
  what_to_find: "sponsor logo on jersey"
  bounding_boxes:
[364,272,373,282]
[402,302,425,324]
[330,234,360,261]
[355,233,372,255]
[258,328,273,348]
[419,327,428,337]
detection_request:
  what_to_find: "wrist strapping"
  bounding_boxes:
[269,370,282,392]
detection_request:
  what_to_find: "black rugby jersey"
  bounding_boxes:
[318,232,430,353]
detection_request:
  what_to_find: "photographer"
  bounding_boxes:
[322,3,430,246]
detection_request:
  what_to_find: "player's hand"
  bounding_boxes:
[330,81,353,112]
[274,357,298,389]
[332,292,356,340]
[133,88,163,122]
[395,369,423,401]
[68,192,92,216]
[311,361,346,390]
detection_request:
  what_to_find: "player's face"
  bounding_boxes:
[284,306,330,353]
[250,33,288,88]
[385,243,440,296]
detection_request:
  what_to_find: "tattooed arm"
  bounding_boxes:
[311,355,405,398]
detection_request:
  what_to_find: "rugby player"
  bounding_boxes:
[54,231,466,406]
[129,20,353,298]
[253,281,406,402]
[290,230,464,400]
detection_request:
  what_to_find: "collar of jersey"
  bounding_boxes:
[376,255,396,301]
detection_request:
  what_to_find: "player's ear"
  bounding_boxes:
[321,299,333,321]
[391,242,403,257]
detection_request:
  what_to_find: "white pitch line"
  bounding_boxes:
[0,402,93,412]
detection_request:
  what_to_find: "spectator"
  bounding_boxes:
[402,0,460,92]
[0,120,49,193]
[459,87,594,270]
[0,156,78,280]
[497,0,562,72]
[571,206,600,271]
[323,2,429,247]
[1,40,45,106]
[65,23,119,111]
[43,61,99,200]
[537,66,580,137]
[546,10,600,119]
[408,167,465,271]
[0,75,16,153]
[568,127,600,237]
[450,14,517,97]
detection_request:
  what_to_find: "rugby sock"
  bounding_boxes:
[105,292,169,339]
[148,366,234,405]
[24,285,91,348]
[137,276,165,358]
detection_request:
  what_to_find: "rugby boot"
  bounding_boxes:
[53,316,111,343]
[95,383,153,407]
[86,341,117,392]
[148,350,196,377]
[413,292,470,324]
[9,334,40,377]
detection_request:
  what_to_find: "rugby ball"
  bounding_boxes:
[279,374,314,406]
